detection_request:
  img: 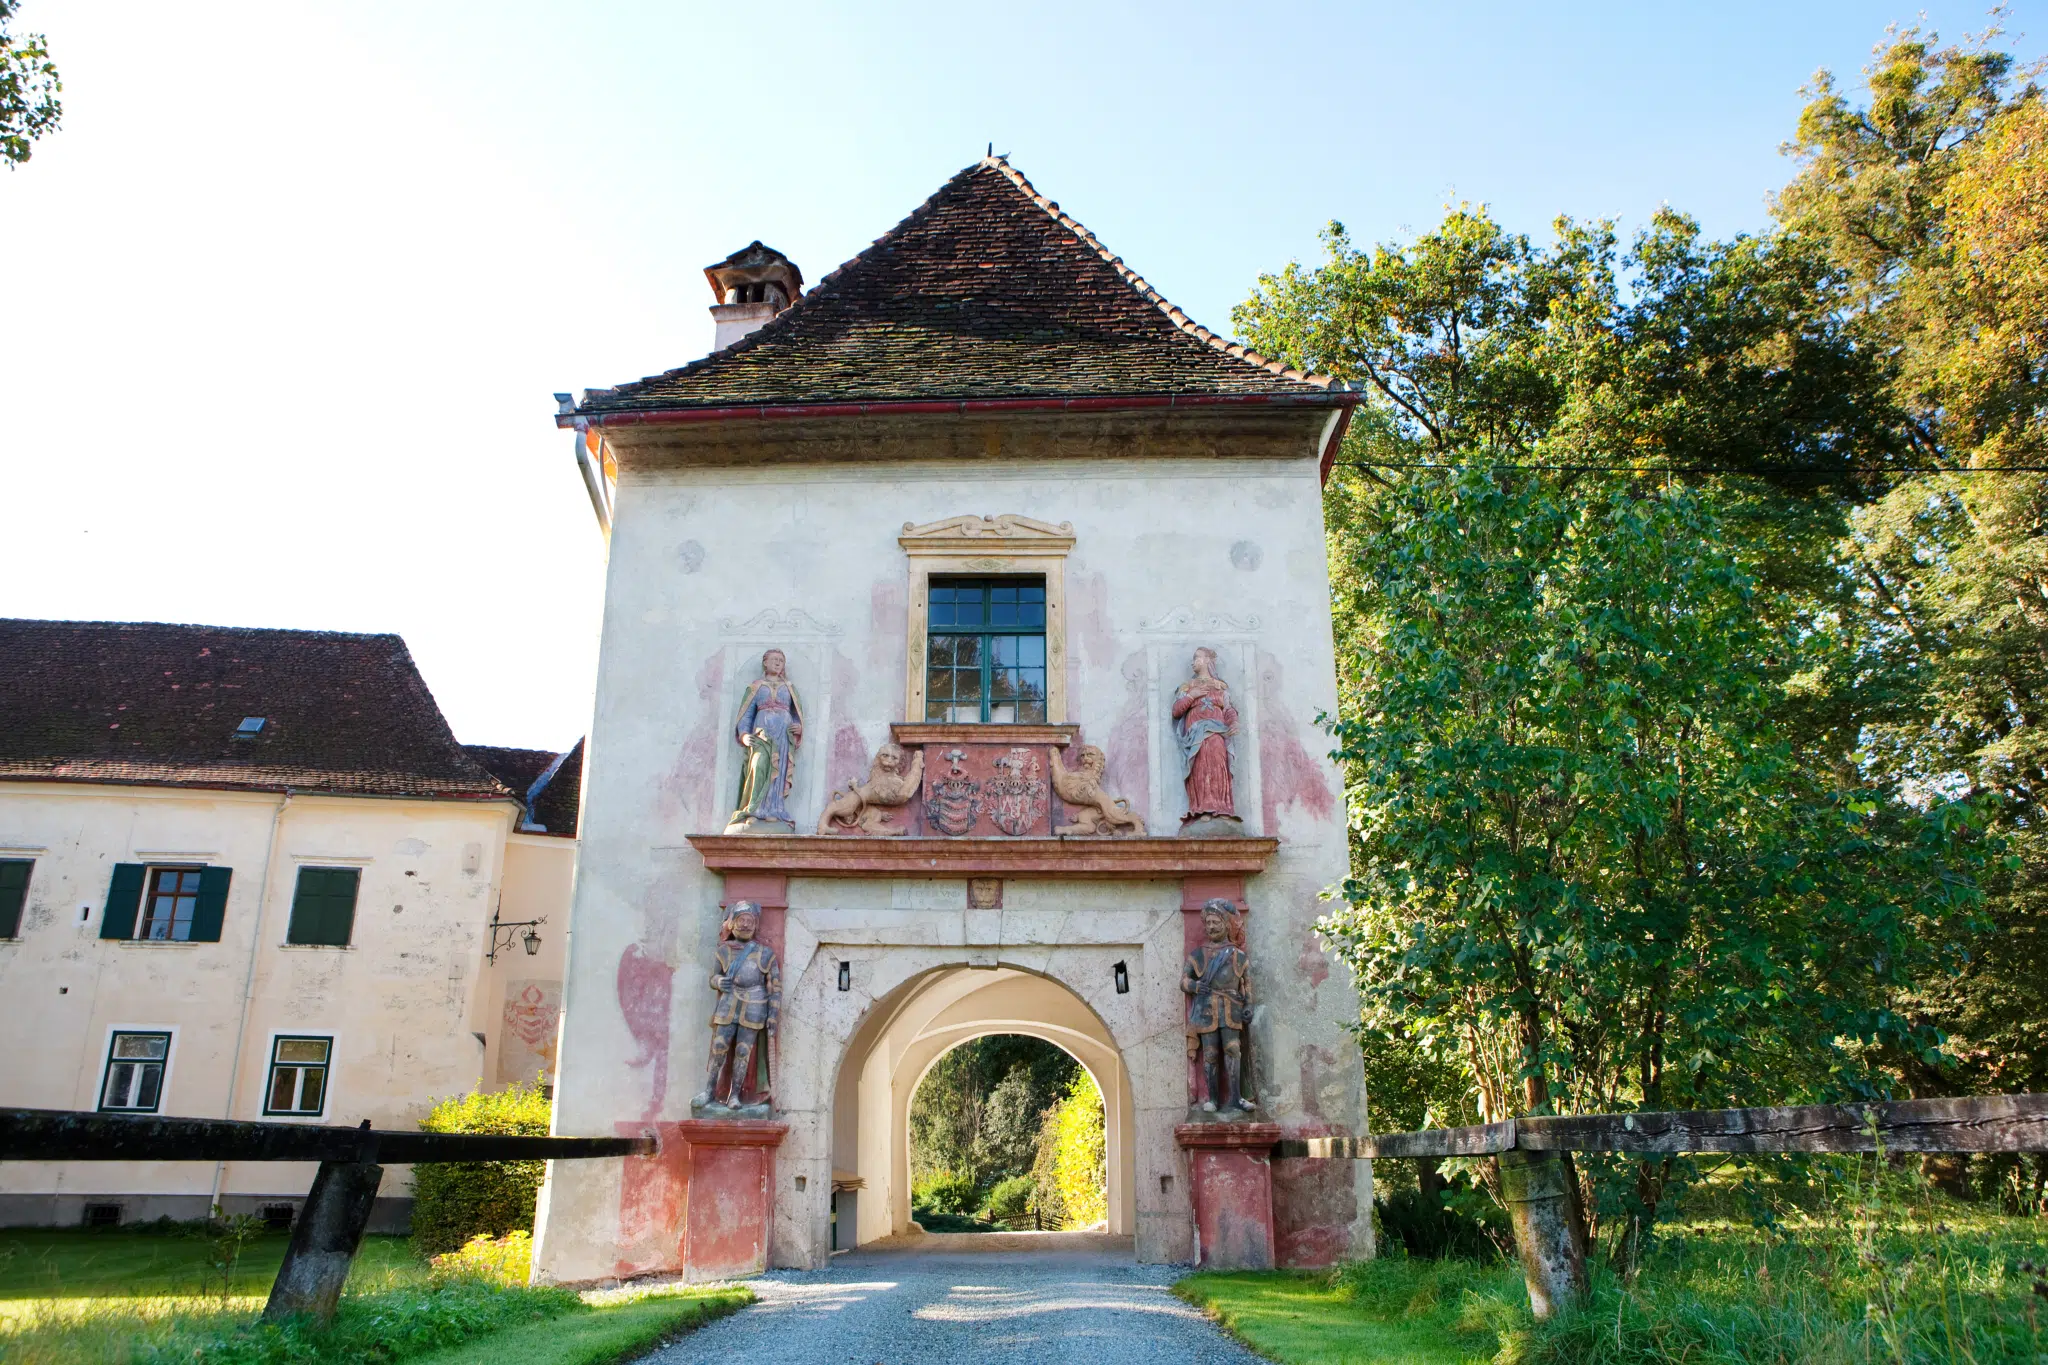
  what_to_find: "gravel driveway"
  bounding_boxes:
[634,1232,1264,1364]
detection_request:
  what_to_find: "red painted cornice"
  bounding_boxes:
[685,834,1279,879]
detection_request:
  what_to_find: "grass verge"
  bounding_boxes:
[0,1229,755,1365]
[1176,1196,2048,1365]
[1176,1261,1517,1365]
[407,1286,753,1365]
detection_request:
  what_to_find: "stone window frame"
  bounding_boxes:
[899,515,1074,725]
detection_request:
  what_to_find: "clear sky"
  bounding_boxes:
[2,1,2037,748]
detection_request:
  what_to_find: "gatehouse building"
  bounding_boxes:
[534,156,1375,1278]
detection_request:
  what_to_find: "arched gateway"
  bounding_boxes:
[532,157,1374,1282]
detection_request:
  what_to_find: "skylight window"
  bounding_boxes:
[235,717,267,736]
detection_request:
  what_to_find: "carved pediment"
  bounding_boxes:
[899,514,1075,555]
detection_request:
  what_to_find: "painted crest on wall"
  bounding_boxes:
[983,748,1048,835]
[924,748,983,836]
[498,980,562,1087]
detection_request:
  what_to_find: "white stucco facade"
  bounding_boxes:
[0,781,574,1227]
[535,436,1374,1278]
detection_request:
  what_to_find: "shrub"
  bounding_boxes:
[410,1083,551,1258]
[429,1230,533,1287]
[911,1169,980,1216]
[1374,1183,1508,1261]
[982,1174,1035,1222]
[1033,1069,1106,1227]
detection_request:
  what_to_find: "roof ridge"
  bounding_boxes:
[587,165,982,404]
[583,158,1349,409]
[0,617,407,642]
[974,155,1341,391]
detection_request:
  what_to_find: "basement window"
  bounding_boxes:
[99,1031,171,1112]
[264,1036,332,1117]
[81,1203,122,1228]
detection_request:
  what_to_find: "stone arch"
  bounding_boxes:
[826,963,1138,1249]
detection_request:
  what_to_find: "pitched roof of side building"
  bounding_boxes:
[465,739,584,838]
[0,619,515,801]
[571,156,1355,418]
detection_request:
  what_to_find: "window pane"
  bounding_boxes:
[1020,636,1045,666]
[991,669,1020,700]
[278,1038,329,1064]
[929,635,954,668]
[269,1068,297,1111]
[1021,584,1044,604]
[115,1035,168,1061]
[105,1062,135,1107]
[989,701,1017,723]
[952,636,981,668]
[991,636,1016,666]
[1020,599,1045,627]
[299,1069,325,1113]
[926,667,952,702]
[945,702,979,723]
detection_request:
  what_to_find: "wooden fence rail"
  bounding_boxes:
[0,1107,652,1325]
[1270,1091,2048,1320]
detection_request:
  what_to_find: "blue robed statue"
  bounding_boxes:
[724,648,805,834]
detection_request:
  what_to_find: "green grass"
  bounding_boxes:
[1177,1260,1519,1365]
[408,1287,753,1365]
[0,1228,420,1301]
[0,1229,755,1365]
[1175,1188,2048,1365]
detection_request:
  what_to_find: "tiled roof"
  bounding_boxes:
[466,739,583,838]
[527,738,583,839]
[576,157,1349,416]
[0,619,513,801]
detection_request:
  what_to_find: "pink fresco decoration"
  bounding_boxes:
[1256,652,1336,835]
[1103,651,1151,821]
[1298,926,1331,989]
[826,722,869,799]
[496,980,561,1087]
[1070,570,1116,672]
[1272,1121,1359,1269]
[660,653,727,829]
[869,579,905,670]
[616,945,673,1121]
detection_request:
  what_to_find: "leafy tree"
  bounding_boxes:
[0,0,60,168]
[1031,1069,1106,1228]
[1780,32,2048,1205]
[1238,141,1994,1253]
[907,1035,1077,1190]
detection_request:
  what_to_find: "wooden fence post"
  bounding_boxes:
[262,1158,383,1323]
[1498,1147,1585,1319]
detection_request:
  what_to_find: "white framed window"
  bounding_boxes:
[99,1031,171,1112]
[263,1035,332,1117]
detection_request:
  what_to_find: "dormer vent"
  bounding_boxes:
[704,241,803,352]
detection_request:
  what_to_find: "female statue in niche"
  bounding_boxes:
[1173,646,1239,831]
[724,648,805,834]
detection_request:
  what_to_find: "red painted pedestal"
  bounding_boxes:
[616,1119,787,1282]
[1176,1122,1282,1270]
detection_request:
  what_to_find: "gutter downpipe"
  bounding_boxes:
[209,786,294,1213]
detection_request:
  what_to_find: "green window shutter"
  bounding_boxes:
[287,868,359,947]
[100,864,146,940]
[0,860,31,938]
[189,866,233,943]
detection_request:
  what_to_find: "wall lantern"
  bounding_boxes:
[838,961,852,992]
[1113,960,1130,994]
[486,906,547,965]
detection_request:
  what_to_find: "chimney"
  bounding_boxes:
[705,241,803,351]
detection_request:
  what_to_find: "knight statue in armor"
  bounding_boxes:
[1183,898,1255,1113]
[693,901,782,1114]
